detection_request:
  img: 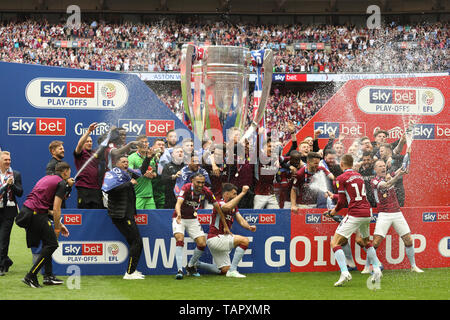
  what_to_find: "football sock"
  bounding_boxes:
[342,243,355,267]
[363,247,371,268]
[366,245,380,269]
[405,245,416,267]
[229,246,246,272]
[332,247,348,273]
[196,261,221,274]
[188,246,205,267]
[175,243,184,271]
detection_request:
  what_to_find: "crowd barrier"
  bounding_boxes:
[52,207,450,275]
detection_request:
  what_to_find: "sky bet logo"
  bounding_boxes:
[243,214,276,224]
[314,122,366,139]
[41,81,95,98]
[422,212,450,222]
[119,119,175,137]
[411,123,450,140]
[62,243,103,256]
[8,117,66,136]
[369,88,416,104]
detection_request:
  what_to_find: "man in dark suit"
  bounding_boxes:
[0,151,23,275]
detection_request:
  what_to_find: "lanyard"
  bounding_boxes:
[191,185,204,213]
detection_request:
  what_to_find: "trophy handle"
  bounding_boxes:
[180,44,195,127]
[240,49,273,143]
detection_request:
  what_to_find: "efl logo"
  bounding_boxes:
[314,122,366,139]
[198,214,211,225]
[62,243,103,256]
[134,214,148,225]
[8,117,66,136]
[369,89,416,104]
[41,81,95,98]
[64,214,82,225]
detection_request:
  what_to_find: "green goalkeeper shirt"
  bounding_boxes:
[127,152,154,198]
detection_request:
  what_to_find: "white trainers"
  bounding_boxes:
[226,270,246,278]
[411,265,424,273]
[123,271,145,280]
[334,271,352,287]
[371,267,382,284]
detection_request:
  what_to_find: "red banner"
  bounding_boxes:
[290,207,450,272]
[284,76,450,207]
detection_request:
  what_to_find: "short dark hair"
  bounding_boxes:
[374,129,388,138]
[362,151,373,158]
[166,129,175,137]
[153,138,165,146]
[136,134,147,141]
[55,161,70,174]
[360,136,370,143]
[341,154,354,167]
[222,183,238,194]
[190,172,205,181]
[307,152,321,161]
[323,148,336,157]
[48,140,63,153]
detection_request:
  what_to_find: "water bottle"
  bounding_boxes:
[326,196,335,210]
[402,153,410,171]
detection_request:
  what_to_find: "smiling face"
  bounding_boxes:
[192,175,205,193]
[52,144,65,160]
[116,156,129,171]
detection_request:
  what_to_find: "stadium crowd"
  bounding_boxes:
[0,19,448,72]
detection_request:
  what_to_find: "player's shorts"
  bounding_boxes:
[206,234,235,269]
[172,218,205,240]
[335,215,371,239]
[253,194,280,209]
[374,211,411,238]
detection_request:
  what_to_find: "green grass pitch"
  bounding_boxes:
[1,224,449,300]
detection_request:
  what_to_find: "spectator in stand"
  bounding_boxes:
[73,122,103,209]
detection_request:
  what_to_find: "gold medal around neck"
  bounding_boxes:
[193,211,198,217]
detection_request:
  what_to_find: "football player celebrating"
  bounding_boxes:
[327,154,382,287]
[367,159,423,273]
[173,173,229,279]
[193,184,256,278]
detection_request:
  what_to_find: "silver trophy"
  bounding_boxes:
[180,44,273,143]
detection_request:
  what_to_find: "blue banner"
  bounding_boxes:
[52,209,292,276]
[0,61,191,208]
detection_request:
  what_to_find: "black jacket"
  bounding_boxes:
[1,170,23,208]
[106,157,150,219]
[161,161,185,209]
